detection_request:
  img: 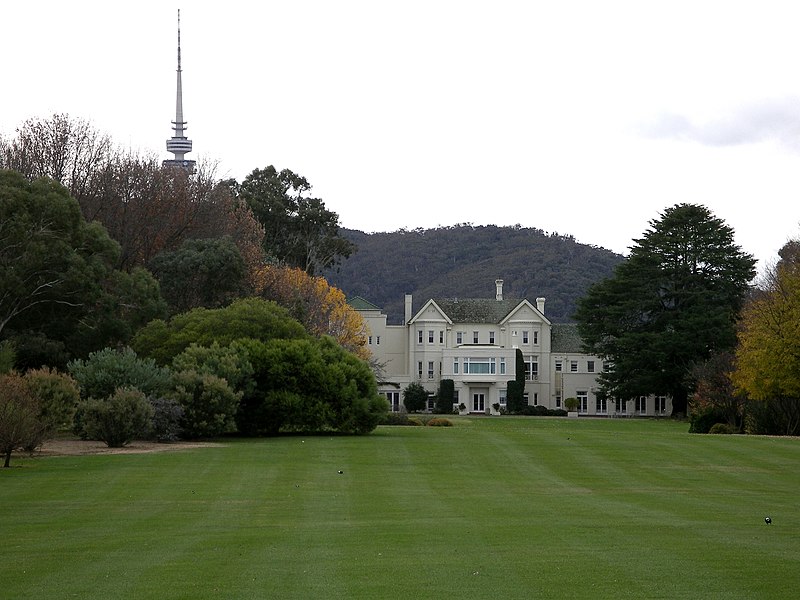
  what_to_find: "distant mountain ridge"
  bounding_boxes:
[324,225,624,324]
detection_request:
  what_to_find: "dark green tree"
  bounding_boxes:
[238,166,355,275]
[575,204,755,416]
[403,382,428,413]
[507,348,527,413]
[150,237,248,314]
[435,379,455,413]
[0,169,165,367]
[236,336,385,435]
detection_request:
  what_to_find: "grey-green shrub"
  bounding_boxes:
[68,347,171,400]
[79,388,154,448]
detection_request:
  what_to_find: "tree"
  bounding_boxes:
[131,298,308,365]
[403,382,428,413]
[150,237,248,314]
[235,336,385,435]
[0,169,164,367]
[238,166,356,274]
[435,379,455,413]
[0,113,113,201]
[2,115,266,279]
[575,204,755,416]
[254,265,369,358]
[688,351,746,432]
[507,349,527,413]
[0,373,41,467]
[732,240,800,435]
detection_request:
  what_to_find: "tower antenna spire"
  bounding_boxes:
[164,8,195,170]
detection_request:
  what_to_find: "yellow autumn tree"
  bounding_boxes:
[253,265,369,360]
[733,258,800,401]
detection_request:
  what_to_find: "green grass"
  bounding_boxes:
[2,417,799,599]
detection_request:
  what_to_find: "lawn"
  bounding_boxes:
[1,417,798,599]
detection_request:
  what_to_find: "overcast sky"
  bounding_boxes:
[4,1,800,275]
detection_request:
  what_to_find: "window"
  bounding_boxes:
[636,396,647,414]
[615,399,627,414]
[596,397,607,414]
[533,331,538,345]
[555,360,563,372]
[427,361,435,379]
[532,392,538,406]
[524,357,538,381]
[368,336,373,345]
[570,361,578,372]
[376,336,380,345]
[655,396,667,415]
[463,357,496,374]
[473,331,479,344]
[489,331,495,344]
[418,330,423,344]
[386,391,400,412]
[587,360,595,373]
[428,330,434,343]
[523,331,529,344]
[439,330,444,344]
[457,332,463,345]
[453,358,459,374]
[417,362,423,378]
[577,391,588,414]
[500,357,506,375]
[555,391,562,408]
[499,389,507,406]
[427,394,436,411]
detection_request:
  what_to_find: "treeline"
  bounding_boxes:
[0,114,382,464]
[325,225,624,323]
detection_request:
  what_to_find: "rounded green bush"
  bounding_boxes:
[709,422,735,434]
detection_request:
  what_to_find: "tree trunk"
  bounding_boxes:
[3,450,11,468]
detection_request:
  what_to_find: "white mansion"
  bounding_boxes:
[352,279,671,417]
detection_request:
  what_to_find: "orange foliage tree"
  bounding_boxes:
[253,265,369,359]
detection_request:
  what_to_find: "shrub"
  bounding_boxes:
[169,370,240,439]
[79,388,154,448]
[0,373,42,467]
[380,412,414,426]
[689,407,726,434]
[68,347,171,400]
[22,368,80,450]
[149,397,185,442]
[564,397,579,412]
[172,341,255,395]
[427,418,452,427]
[709,422,735,434]
[0,340,15,374]
[403,382,428,413]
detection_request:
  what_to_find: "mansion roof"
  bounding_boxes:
[432,298,518,324]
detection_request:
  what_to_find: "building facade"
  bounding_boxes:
[352,279,671,417]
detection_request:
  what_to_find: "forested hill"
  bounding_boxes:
[324,225,625,324]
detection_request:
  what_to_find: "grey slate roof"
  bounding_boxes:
[432,298,519,324]
[551,323,585,353]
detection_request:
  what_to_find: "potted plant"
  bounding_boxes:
[564,397,579,418]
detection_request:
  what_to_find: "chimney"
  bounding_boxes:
[495,279,504,301]
[536,297,546,314]
[404,294,413,324]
